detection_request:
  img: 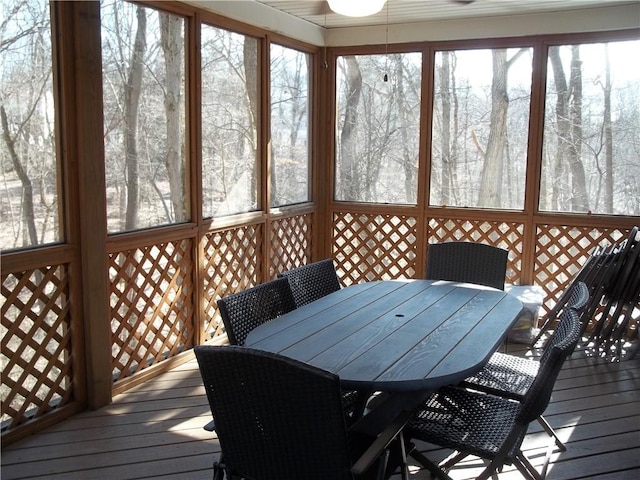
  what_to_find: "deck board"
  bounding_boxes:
[2,346,639,480]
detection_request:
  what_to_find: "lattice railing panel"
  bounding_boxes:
[109,240,194,382]
[332,212,418,285]
[534,224,628,316]
[1,265,73,431]
[269,213,313,278]
[427,218,525,285]
[202,224,264,340]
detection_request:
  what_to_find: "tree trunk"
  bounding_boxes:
[243,38,258,207]
[451,53,460,205]
[603,44,613,213]
[548,48,569,211]
[568,46,589,211]
[396,55,416,203]
[478,49,508,208]
[440,51,452,204]
[124,6,146,230]
[1,105,38,245]
[160,13,185,222]
[339,56,362,201]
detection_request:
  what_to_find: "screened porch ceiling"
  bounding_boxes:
[187,0,639,45]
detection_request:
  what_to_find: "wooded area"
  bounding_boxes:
[1,1,639,249]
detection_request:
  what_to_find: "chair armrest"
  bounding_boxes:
[350,409,412,476]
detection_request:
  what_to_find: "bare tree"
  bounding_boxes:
[601,44,613,213]
[1,105,37,244]
[547,48,568,211]
[567,46,589,211]
[270,47,309,206]
[396,55,417,203]
[439,51,453,204]
[476,49,525,207]
[1,0,54,247]
[360,62,391,202]
[243,37,258,207]
[123,5,146,230]
[159,13,185,222]
[477,50,507,207]
[338,56,362,201]
[547,46,589,212]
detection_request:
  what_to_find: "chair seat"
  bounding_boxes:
[406,386,526,462]
[461,351,539,400]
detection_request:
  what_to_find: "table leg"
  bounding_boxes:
[351,389,432,436]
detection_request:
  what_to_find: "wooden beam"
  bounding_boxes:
[63,1,112,409]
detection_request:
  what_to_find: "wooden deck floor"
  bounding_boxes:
[2,344,639,480]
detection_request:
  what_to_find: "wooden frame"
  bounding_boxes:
[1,0,638,447]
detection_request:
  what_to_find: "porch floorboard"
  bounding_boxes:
[2,344,639,479]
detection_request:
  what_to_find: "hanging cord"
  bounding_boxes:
[322,9,328,70]
[383,1,389,81]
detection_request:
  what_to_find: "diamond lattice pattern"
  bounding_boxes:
[202,224,263,340]
[109,240,194,381]
[534,224,627,313]
[333,212,418,285]
[269,214,313,278]
[1,266,73,430]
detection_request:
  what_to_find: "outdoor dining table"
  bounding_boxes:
[245,279,524,476]
[246,279,523,392]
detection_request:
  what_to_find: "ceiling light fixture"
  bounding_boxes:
[327,0,387,17]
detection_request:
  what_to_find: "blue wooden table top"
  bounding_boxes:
[246,279,523,392]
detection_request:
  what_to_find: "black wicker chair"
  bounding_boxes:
[279,258,365,420]
[278,258,342,307]
[593,227,640,355]
[532,245,607,344]
[532,279,590,347]
[405,309,581,480]
[425,241,508,290]
[195,345,410,480]
[217,277,297,346]
[459,307,583,453]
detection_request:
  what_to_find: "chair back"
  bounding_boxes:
[217,277,297,346]
[279,258,341,307]
[194,345,353,480]
[518,309,580,425]
[425,241,508,290]
[566,280,590,313]
[540,308,581,365]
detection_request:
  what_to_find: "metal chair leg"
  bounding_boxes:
[537,414,566,451]
[408,448,454,480]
